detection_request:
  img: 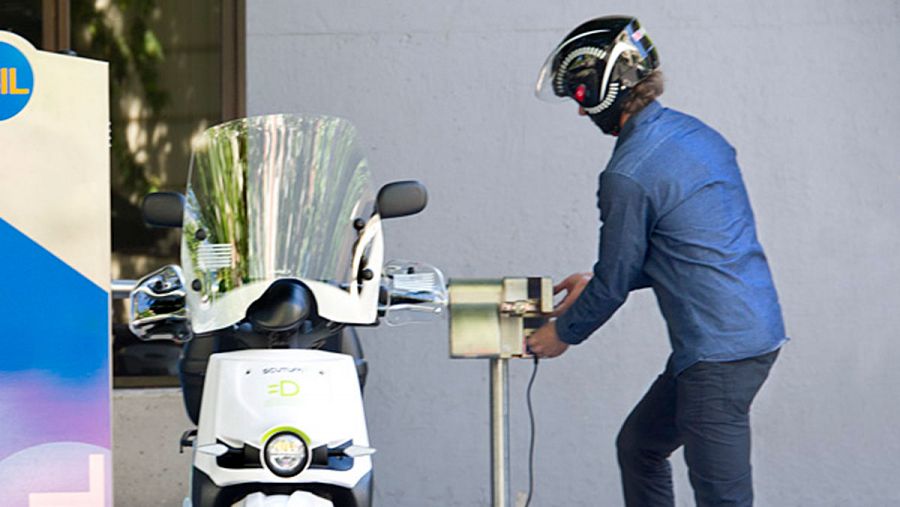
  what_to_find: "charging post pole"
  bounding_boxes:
[490,356,510,506]
[448,277,553,507]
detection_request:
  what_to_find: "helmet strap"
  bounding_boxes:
[587,87,630,136]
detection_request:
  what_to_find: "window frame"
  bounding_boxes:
[42,0,245,120]
[37,0,246,388]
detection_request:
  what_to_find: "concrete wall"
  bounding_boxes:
[112,1,900,506]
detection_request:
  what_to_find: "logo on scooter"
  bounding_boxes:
[267,379,300,397]
[263,367,303,374]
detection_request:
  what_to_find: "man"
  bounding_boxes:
[526,16,787,507]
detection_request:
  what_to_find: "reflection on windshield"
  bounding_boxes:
[182,115,375,309]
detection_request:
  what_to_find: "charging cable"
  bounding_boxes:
[525,355,539,507]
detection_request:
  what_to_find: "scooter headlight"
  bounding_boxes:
[263,432,309,477]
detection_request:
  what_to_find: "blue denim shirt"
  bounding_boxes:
[555,101,787,374]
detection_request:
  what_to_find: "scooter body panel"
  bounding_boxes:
[195,349,371,491]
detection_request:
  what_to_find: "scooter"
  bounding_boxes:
[127,114,447,507]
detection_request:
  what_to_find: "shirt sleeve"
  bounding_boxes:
[555,171,654,344]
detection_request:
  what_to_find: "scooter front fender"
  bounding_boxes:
[234,492,334,507]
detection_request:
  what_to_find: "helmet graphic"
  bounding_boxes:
[536,16,660,134]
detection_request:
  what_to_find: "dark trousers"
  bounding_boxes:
[616,349,779,507]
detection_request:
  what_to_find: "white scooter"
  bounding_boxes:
[128,114,446,507]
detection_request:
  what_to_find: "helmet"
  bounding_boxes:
[536,16,660,135]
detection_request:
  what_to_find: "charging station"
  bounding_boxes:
[0,31,111,506]
[448,277,553,507]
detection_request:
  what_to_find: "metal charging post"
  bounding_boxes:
[490,357,510,507]
[448,277,553,507]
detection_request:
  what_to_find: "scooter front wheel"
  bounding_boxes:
[234,491,334,507]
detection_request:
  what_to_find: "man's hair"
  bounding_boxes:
[622,70,664,115]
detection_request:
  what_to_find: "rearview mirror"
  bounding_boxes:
[142,192,185,228]
[376,181,427,219]
[129,265,191,342]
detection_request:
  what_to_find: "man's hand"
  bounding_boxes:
[526,321,569,359]
[553,272,593,317]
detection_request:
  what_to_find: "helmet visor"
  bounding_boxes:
[534,29,617,102]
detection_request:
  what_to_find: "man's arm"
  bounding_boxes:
[555,171,654,344]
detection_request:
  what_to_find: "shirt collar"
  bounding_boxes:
[617,100,663,143]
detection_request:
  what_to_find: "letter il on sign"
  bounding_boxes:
[0,41,34,121]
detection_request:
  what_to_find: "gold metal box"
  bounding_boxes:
[448,277,553,358]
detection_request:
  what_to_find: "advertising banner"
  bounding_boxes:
[0,31,112,507]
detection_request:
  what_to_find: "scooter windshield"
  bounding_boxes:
[182,115,378,333]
